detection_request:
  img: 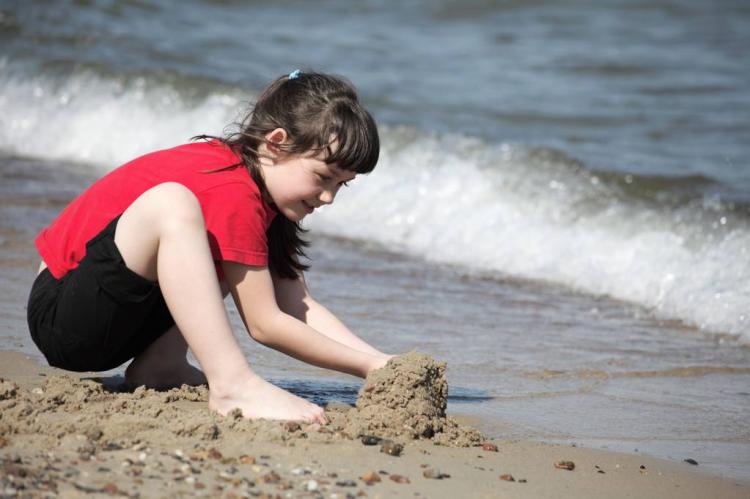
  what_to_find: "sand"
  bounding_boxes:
[1,350,748,498]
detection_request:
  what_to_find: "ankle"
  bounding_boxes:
[207,370,261,400]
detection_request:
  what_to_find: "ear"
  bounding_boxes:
[264,128,288,158]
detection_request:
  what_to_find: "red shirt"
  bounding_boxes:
[36,140,276,279]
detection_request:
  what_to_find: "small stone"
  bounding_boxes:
[684,458,698,466]
[304,480,319,492]
[360,471,381,484]
[239,455,256,465]
[138,452,148,462]
[389,474,410,484]
[100,483,119,494]
[0,437,7,448]
[554,460,575,471]
[499,474,515,482]
[260,471,281,483]
[422,468,450,479]
[283,421,301,432]
[291,467,311,475]
[207,448,223,460]
[174,449,185,459]
[194,482,206,490]
[518,478,527,483]
[481,442,498,452]
[335,479,357,487]
[185,476,196,485]
[380,440,403,456]
[361,435,381,446]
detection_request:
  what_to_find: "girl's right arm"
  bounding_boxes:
[222,261,388,378]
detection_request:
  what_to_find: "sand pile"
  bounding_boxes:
[336,352,483,446]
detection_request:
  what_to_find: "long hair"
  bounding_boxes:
[197,71,379,279]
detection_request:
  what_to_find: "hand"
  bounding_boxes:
[367,353,396,374]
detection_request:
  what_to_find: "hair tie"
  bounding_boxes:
[288,69,301,80]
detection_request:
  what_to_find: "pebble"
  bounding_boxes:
[138,452,148,462]
[554,460,575,471]
[239,455,256,465]
[102,483,119,494]
[304,479,319,491]
[360,471,381,484]
[481,442,499,452]
[207,448,223,460]
[422,468,450,479]
[283,421,301,432]
[361,435,381,446]
[380,440,403,456]
[684,458,699,466]
[260,471,281,483]
[389,474,410,484]
[291,467,311,475]
[335,479,357,487]
[185,476,196,485]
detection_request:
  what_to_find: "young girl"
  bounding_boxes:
[26,70,393,424]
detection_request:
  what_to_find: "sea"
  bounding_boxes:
[1,0,748,481]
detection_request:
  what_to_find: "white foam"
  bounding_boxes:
[309,130,750,342]
[0,70,245,167]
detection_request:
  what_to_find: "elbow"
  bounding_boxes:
[245,312,282,346]
[247,326,266,344]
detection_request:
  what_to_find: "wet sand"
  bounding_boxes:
[2,350,749,499]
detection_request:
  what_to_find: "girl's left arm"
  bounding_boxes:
[272,272,390,358]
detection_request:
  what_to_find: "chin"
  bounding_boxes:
[283,209,306,222]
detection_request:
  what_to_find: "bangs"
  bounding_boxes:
[321,106,379,174]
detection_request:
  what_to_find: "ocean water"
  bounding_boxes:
[1,0,749,480]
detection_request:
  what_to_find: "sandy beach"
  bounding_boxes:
[1,350,748,499]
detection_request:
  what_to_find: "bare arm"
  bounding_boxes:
[272,272,388,357]
[223,261,389,378]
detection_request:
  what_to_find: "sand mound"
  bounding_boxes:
[337,352,483,446]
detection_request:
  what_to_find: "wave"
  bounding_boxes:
[2,68,748,342]
[310,130,750,342]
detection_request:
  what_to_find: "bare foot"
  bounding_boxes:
[209,374,326,424]
[124,358,207,390]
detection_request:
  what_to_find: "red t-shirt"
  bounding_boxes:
[36,140,276,279]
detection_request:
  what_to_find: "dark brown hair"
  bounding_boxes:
[197,71,379,279]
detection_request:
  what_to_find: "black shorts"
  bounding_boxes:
[27,215,175,372]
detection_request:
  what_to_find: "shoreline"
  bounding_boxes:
[1,349,748,499]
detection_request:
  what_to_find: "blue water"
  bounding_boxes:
[1,0,749,481]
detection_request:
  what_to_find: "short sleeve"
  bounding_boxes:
[199,183,269,267]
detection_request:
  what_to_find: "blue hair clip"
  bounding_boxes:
[288,69,301,80]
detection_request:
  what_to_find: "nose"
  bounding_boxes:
[319,188,336,205]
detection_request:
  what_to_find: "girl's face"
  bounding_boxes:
[261,149,356,223]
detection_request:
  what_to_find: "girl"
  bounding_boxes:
[27,70,393,424]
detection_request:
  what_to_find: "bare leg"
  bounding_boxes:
[124,324,207,389]
[113,182,325,423]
